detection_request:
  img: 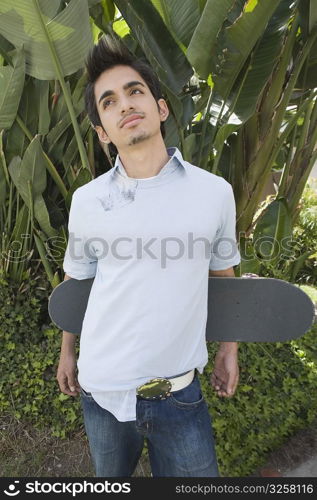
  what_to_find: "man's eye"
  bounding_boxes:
[102,89,142,108]
[103,99,113,108]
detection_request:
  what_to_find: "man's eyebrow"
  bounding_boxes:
[98,81,146,105]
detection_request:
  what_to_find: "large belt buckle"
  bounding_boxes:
[136,377,172,400]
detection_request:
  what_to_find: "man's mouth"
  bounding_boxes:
[121,115,144,128]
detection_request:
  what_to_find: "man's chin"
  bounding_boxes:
[127,131,151,146]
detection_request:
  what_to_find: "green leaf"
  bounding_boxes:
[63,116,91,170]
[66,168,93,209]
[289,250,315,282]
[33,231,55,284]
[8,137,58,236]
[164,112,180,149]
[213,0,281,98]
[151,0,201,47]
[238,236,261,275]
[163,86,195,130]
[35,79,51,135]
[0,0,93,79]
[240,385,253,392]
[0,131,8,205]
[90,0,116,32]
[5,78,38,163]
[213,123,240,155]
[0,47,25,129]
[113,18,130,38]
[58,393,69,401]
[10,204,31,256]
[115,0,193,94]
[232,0,296,122]
[46,99,84,153]
[253,198,292,262]
[187,0,234,78]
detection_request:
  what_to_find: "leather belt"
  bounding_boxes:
[136,368,196,400]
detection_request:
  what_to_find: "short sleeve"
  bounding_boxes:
[63,191,97,280]
[209,182,241,271]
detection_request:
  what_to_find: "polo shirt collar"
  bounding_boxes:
[113,146,185,181]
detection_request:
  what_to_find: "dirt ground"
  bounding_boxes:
[250,417,317,477]
[1,411,316,477]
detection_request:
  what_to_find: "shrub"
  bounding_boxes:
[0,270,83,439]
[255,180,317,284]
[201,317,317,476]
[1,270,316,475]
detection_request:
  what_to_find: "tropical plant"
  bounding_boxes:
[0,0,316,284]
[255,179,317,284]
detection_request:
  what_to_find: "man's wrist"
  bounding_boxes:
[61,331,77,354]
[218,341,239,352]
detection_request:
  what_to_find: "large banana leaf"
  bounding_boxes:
[90,0,116,32]
[0,0,92,79]
[298,0,316,36]
[253,198,293,262]
[35,79,51,135]
[187,0,234,78]
[0,132,7,205]
[213,0,281,99]
[5,203,32,282]
[0,47,25,129]
[151,0,201,47]
[114,0,193,94]
[5,78,40,163]
[46,74,86,153]
[163,85,195,131]
[63,117,92,173]
[232,0,296,122]
[297,0,317,89]
[8,137,58,237]
[188,0,281,100]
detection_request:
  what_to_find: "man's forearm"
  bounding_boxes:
[209,267,238,352]
[61,331,77,354]
[60,273,77,354]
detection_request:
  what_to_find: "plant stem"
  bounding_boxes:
[32,0,89,171]
[16,115,68,200]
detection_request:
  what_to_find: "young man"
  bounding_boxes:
[57,35,241,477]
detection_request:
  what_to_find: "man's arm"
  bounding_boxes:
[209,266,238,352]
[56,273,81,396]
[209,267,235,277]
[209,266,239,397]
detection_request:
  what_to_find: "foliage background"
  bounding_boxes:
[0,0,317,285]
[0,0,317,477]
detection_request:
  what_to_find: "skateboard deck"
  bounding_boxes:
[48,277,315,342]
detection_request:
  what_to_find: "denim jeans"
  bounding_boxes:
[80,369,220,477]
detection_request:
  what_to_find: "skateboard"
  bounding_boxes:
[48,277,315,342]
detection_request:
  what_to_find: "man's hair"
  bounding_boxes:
[84,35,166,156]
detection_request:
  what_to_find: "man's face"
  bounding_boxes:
[93,65,169,151]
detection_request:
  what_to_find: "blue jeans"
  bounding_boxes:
[80,370,220,477]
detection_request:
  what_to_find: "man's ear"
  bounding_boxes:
[94,125,111,144]
[158,99,169,122]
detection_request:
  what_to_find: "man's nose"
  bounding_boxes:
[119,94,135,114]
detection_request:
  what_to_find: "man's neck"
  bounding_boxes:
[117,138,170,179]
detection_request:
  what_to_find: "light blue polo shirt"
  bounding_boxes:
[63,147,241,421]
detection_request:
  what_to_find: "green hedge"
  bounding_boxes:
[1,271,316,476]
[203,317,317,476]
[0,271,83,438]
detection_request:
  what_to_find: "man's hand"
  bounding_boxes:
[56,276,81,397]
[56,351,81,397]
[210,346,239,397]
